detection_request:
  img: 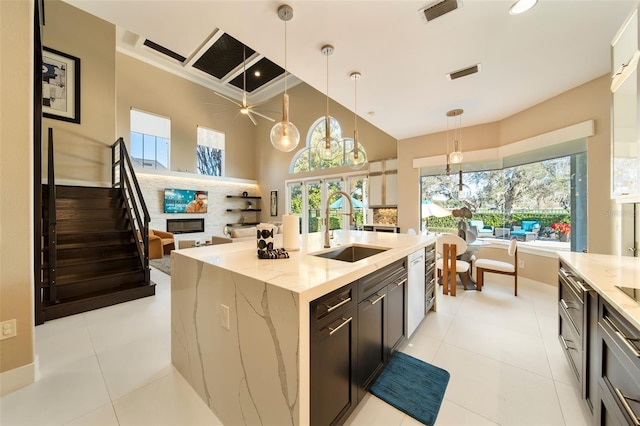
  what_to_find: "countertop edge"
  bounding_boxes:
[172,231,437,302]
[557,252,640,330]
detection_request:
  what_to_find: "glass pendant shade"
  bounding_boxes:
[346,133,367,170]
[321,134,340,163]
[270,122,300,152]
[449,148,463,164]
[347,145,367,170]
[454,170,471,200]
[270,93,300,152]
[446,109,464,165]
[347,71,367,170]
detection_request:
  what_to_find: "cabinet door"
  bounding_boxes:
[369,174,383,206]
[311,309,357,426]
[357,288,387,401]
[385,172,398,206]
[387,278,406,353]
[611,7,640,202]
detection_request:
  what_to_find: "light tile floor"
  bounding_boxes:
[1,269,591,426]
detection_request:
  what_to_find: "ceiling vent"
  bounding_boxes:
[421,0,461,22]
[142,39,186,63]
[447,63,481,80]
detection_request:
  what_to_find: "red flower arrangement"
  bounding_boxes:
[551,222,571,236]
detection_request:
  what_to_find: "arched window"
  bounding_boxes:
[290,116,355,173]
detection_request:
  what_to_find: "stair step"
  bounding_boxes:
[45,208,127,221]
[43,251,139,269]
[55,218,131,232]
[54,240,138,251]
[51,229,135,246]
[44,258,143,283]
[42,282,155,322]
[43,270,149,302]
[43,267,144,287]
[46,185,119,199]
[50,198,125,210]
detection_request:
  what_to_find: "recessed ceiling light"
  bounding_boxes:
[254,70,261,77]
[509,0,538,15]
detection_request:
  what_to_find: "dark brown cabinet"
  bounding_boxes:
[310,283,357,426]
[558,261,598,421]
[311,257,408,426]
[386,276,406,354]
[597,299,640,425]
[558,259,640,426]
[357,285,387,401]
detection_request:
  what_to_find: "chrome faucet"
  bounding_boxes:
[325,191,354,248]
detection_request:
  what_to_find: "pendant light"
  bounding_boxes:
[447,108,464,164]
[320,44,339,164]
[347,72,367,170]
[455,169,471,200]
[270,4,300,152]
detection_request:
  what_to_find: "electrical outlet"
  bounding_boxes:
[1,319,16,340]
[220,304,230,330]
[518,259,525,269]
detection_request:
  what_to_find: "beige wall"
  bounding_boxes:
[0,0,35,380]
[398,75,619,256]
[255,82,397,222]
[116,54,257,179]
[42,0,116,185]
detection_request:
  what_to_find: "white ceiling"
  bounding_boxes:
[64,0,635,140]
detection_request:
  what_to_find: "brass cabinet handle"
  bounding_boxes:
[368,293,386,305]
[325,297,351,313]
[613,387,640,426]
[560,335,575,351]
[603,316,640,358]
[395,278,407,287]
[327,317,352,336]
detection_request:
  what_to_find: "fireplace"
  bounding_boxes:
[167,218,205,234]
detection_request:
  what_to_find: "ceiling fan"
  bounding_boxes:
[207,47,277,125]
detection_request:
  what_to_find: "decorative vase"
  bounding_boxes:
[560,233,570,242]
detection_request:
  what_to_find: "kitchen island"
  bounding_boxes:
[171,230,434,426]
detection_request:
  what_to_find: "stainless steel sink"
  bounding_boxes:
[311,244,390,263]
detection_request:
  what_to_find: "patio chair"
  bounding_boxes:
[510,221,540,241]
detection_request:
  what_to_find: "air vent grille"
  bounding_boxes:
[422,0,459,22]
[143,40,186,63]
[447,64,481,80]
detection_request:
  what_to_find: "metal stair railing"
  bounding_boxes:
[47,127,58,303]
[111,138,150,284]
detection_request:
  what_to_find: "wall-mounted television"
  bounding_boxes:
[164,188,208,213]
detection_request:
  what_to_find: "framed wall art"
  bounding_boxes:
[42,47,81,123]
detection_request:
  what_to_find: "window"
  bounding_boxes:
[420,154,587,252]
[290,117,364,173]
[287,172,369,234]
[130,109,170,169]
[196,126,225,176]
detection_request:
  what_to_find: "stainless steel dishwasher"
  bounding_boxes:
[407,249,426,338]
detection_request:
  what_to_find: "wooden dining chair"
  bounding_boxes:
[474,239,518,295]
[436,234,470,296]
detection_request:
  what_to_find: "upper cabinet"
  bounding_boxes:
[369,159,397,207]
[611,5,640,203]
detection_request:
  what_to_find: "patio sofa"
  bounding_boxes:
[468,220,494,237]
[510,221,540,241]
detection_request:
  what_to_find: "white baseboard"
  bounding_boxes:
[0,356,38,397]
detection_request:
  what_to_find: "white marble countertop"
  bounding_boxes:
[172,230,435,302]
[557,252,640,329]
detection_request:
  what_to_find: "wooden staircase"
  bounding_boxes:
[39,184,154,323]
[36,132,154,325]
